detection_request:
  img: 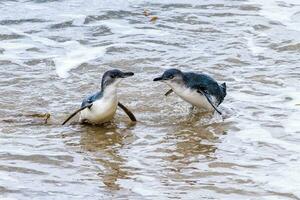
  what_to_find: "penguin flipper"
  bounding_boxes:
[118,102,137,122]
[197,90,222,115]
[165,89,173,96]
[62,103,93,125]
[220,82,226,94]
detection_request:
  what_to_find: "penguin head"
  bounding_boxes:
[153,68,183,84]
[101,69,134,89]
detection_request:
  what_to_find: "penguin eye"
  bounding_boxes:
[110,74,116,78]
[168,75,174,79]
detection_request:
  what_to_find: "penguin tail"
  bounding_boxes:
[220,82,227,97]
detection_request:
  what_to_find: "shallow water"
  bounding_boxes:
[0,0,300,199]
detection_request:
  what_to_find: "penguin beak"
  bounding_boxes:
[153,76,163,81]
[121,72,134,78]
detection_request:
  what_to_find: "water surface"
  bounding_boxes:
[0,0,300,199]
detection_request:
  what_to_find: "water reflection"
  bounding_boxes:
[166,117,225,163]
[78,124,135,190]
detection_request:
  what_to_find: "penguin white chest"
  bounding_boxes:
[171,84,214,110]
[79,96,118,124]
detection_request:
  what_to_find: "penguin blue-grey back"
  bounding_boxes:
[184,72,226,106]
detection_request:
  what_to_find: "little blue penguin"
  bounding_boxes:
[153,68,226,114]
[62,69,136,125]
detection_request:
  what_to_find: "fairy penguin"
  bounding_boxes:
[153,68,226,114]
[76,69,134,124]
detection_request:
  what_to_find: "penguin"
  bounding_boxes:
[153,68,226,114]
[62,69,136,125]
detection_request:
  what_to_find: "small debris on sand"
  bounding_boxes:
[143,9,149,16]
[25,113,51,124]
[44,113,51,124]
[150,16,158,22]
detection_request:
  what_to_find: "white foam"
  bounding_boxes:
[0,41,33,50]
[0,27,131,77]
[1,27,122,77]
[54,41,106,78]
[118,178,161,197]
[235,125,300,198]
[246,37,267,55]
[237,126,300,152]
[0,26,58,64]
[59,14,86,26]
[2,26,58,47]
[87,20,169,36]
[254,159,300,198]
[247,0,300,32]
[283,90,300,135]
[54,42,136,78]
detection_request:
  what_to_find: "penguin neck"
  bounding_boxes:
[101,84,118,100]
[166,79,187,93]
